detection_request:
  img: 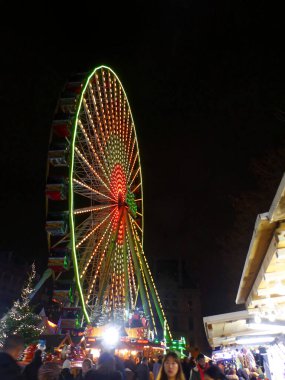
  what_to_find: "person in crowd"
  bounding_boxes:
[124,358,136,380]
[85,352,122,380]
[224,368,238,380]
[115,355,126,380]
[0,334,25,380]
[156,351,185,380]
[125,365,136,380]
[124,356,136,372]
[23,349,43,380]
[76,358,93,379]
[153,356,163,380]
[240,349,256,372]
[59,358,74,380]
[39,362,61,380]
[204,365,227,380]
[189,358,196,371]
[190,354,209,380]
[136,357,150,380]
[181,357,191,380]
[236,368,249,380]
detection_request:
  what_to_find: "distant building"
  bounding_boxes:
[0,251,30,316]
[153,258,208,351]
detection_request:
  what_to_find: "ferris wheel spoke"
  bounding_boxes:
[84,222,116,305]
[93,73,115,151]
[81,98,107,151]
[77,119,111,183]
[128,150,138,180]
[101,70,115,135]
[129,166,140,188]
[106,73,128,176]
[79,213,116,279]
[73,178,114,202]
[92,207,125,308]
[131,181,142,194]
[74,204,114,215]
[86,83,112,159]
[81,97,112,175]
[129,214,143,235]
[126,222,157,334]
[126,121,134,176]
[49,214,93,250]
[74,146,115,199]
[75,207,117,249]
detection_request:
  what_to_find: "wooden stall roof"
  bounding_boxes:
[235,173,285,305]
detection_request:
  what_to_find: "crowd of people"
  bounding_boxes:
[0,335,265,380]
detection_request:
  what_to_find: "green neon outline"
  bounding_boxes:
[69,65,144,323]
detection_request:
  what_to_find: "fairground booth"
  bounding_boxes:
[203,174,285,380]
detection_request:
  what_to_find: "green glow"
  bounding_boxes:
[126,189,137,217]
[69,65,144,323]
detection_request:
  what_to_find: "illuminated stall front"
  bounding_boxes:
[204,174,285,379]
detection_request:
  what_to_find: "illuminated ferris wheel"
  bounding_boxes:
[45,66,171,339]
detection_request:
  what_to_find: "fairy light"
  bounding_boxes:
[96,74,117,172]
[80,98,113,184]
[73,178,114,201]
[76,207,116,248]
[77,118,110,181]
[74,204,114,215]
[82,97,107,151]
[86,220,116,302]
[74,146,113,197]
[80,213,116,277]
[86,81,113,174]
[88,81,112,156]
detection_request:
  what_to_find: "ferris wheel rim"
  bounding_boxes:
[68,65,144,323]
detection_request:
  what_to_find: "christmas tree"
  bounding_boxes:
[0,264,43,347]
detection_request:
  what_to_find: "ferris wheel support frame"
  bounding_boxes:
[128,215,172,340]
[125,219,153,329]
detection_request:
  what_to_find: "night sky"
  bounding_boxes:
[1,3,285,316]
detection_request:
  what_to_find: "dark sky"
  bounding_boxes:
[1,3,285,316]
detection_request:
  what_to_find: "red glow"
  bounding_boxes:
[110,164,127,245]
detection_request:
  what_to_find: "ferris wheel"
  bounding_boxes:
[45,66,171,339]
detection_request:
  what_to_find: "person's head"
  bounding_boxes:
[62,358,71,370]
[32,349,43,364]
[3,335,24,360]
[196,353,206,368]
[157,352,185,380]
[98,352,116,373]
[82,358,93,374]
[142,357,148,365]
[38,362,61,380]
[204,365,226,380]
